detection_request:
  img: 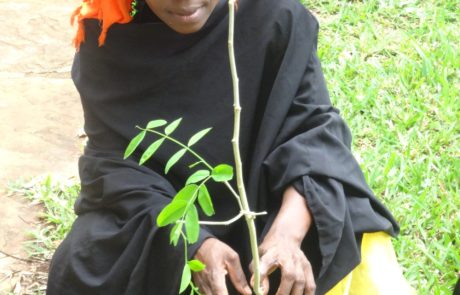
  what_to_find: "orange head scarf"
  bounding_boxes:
[71,0,135,49]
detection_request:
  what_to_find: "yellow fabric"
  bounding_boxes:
[326,232,417,295]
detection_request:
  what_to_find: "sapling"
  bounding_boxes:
[124,1,264,294]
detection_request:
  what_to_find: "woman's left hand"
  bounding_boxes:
[254,232,316,295]
[249,185,316,295]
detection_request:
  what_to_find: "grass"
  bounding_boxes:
[9,176,79,260]
[10,0,459,294]
[5,175,78,295]
[302,0,459,293]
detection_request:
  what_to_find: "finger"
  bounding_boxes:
[210,270,229,295]
[291,260,306,295]
[255,250,279,294]
[192,272,212,295]
[262,276,269,295]
[258,249,279,279]
[276,260,296,295]
[301,256,316,295]
[225,252,252,295]
[248,244,272,275]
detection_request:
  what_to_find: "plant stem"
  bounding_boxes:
[227,1,263,294]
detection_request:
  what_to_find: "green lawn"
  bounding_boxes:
[302,0,459,293]
[14,1,459,294]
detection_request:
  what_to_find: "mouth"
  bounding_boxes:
[169,5,204,23]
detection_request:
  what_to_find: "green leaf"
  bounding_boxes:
[186,170,210,185]
[165,118,182,135]
[146,119,167,129]
[185,205,200,244]
[188,260,206,272]
[124,130,146,159]
[157,200,187,227]
[198,185,214,216]
[169,222,183,246]
[165,148,187,174]
[175,184,199,204]
[179,264,191,294]
[139,138,165,165]
[187,127,212,147]
[211,164,234,182]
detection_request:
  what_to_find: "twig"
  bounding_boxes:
[200,211,267,226]
[0,250,46,264]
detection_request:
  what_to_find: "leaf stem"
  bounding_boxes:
[223,181,242,209]
[143,128,213,170]
[181,231,188,261]
[199,211,267,226]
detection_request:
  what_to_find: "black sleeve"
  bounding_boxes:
[47,146,214,295]
[261,38,398,294]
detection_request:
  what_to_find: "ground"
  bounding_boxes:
[0,0,83,293]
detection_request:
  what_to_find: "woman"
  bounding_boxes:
[47,0,414,294]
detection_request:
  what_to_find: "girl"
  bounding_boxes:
[48,0,414,294]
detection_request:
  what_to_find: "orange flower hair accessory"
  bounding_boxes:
[71,0,136,49]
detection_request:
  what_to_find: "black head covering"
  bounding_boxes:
[48,1,398,294]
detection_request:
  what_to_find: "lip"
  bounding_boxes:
[169,6,204,23]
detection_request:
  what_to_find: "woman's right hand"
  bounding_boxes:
[193,238,252,295]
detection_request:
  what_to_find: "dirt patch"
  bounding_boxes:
[0,0,83,293]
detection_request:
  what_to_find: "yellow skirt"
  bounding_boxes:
[326,232,417,295]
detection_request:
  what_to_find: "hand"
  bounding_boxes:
[193,238,252,295]
[252,235,316,295]
[250,185,316,295]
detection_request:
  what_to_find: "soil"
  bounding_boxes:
[0,0,83,293]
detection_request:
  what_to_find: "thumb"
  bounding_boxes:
[250,252,277,295]
[250,274,269,295]
[258,250,279,279]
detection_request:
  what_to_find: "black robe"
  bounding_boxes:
[47,0,399,294]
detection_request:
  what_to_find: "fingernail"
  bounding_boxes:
[245,286,252,294]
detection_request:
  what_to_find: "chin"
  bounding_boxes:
[170,23,206,34]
